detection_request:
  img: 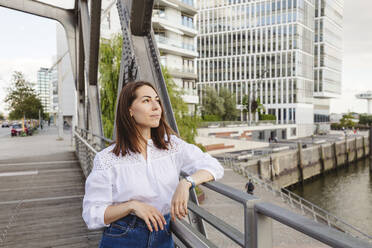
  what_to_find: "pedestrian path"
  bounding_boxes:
[0,127,101,247]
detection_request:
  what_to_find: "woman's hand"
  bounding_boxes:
[130,200,166,232]
[171,179,191,222]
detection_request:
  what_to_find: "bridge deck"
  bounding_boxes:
[0,128,101,247]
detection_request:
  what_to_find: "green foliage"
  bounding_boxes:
[259,113,276,121]
[0,113,4,120]
[339,113,355,128]
[163,66,200,144]
[99,34,122,139]
[201,87,225,118]
[201,86,238,121]
[202,115,222,122]
[5,71,44,120]
[359,114,372,126]
[242,95,265,114]
[219,87,239,121]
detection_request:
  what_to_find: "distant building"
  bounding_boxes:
[36,67,54,114]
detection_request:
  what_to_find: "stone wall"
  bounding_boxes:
[233,135,370,188]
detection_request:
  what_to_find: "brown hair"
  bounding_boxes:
[112,81,176,156]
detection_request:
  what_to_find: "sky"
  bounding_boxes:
[0,1,372,116]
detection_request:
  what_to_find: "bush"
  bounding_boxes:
[259,114,276,121]
[202,115,222,122]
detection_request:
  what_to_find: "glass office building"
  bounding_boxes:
[313,0,343,123]
[37,67,53,113]
[197,0,315,133]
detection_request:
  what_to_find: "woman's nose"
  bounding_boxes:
[152,100,160,109]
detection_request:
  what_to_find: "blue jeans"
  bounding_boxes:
[99,213,174,248]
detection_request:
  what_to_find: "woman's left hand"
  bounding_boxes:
[171,179,191,222]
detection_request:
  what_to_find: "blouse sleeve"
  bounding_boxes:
[174,136,224,181]
[82,154,112,230]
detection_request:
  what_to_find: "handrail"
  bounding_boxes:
[222,154,372,241]
[73,127,372,248]
[255,202,371,248]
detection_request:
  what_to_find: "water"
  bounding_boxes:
[291,158,372,236]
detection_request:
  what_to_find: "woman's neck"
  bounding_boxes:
[137,126,151,151]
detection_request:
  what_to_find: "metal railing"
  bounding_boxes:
[74,127,372,248]
[222,154,372,243]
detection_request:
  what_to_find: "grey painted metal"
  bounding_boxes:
[78,0,104,143]
[77,17,87,129]
[255,202,372,248]
[170,219,218,248]
[187,201,244,246]
[0,0,77,81]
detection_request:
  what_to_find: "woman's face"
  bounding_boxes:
[129,85,162,129]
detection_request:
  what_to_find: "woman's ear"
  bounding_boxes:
[129,109,133,117]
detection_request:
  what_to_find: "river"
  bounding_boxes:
[291,158,372,236]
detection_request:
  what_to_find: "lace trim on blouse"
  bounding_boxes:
[93,135,183,171]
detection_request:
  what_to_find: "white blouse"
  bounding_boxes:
[82,135,224,230]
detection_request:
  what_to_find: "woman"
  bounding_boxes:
[82,81,224,247]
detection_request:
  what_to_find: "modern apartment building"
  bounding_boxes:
[153,0,199,114]
[313,0,343,123]
[36,67,53,113]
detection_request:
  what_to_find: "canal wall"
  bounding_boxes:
[231,135,370,188]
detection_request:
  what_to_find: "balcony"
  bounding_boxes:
[168,67,197,80]
[182,89,199,104]
[152,12,197,37]
[155,35,198,57]
[154,0,197,15]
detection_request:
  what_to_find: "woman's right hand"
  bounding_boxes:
[130,200,167,232]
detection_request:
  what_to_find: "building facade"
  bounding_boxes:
[153,0,199,114]
[197,0,315,136]
[313,0,343,122]
[36,67,53,113]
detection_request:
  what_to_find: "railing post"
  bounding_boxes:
[245,199,272,248]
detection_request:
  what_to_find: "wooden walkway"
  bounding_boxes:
[0,151,101,247]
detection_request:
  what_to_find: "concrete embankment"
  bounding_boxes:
[231,135,370,187]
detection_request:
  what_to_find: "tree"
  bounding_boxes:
[339,113,355,128]
[219,87,238,121]
[242,95,265,122]
[5,71,44,120]
[99,34,122,138]
[359,114,372,126]
[201,86,225,120]
[0,113,4,121]
[163,66,200,144]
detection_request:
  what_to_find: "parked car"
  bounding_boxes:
[1,121,9,128]
[11,124,31,136]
